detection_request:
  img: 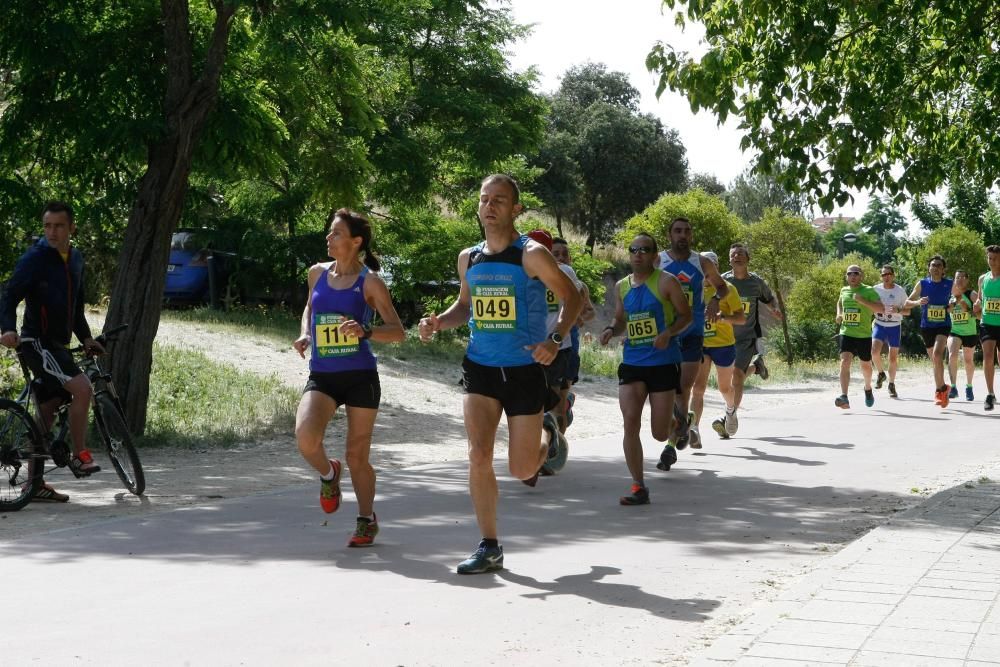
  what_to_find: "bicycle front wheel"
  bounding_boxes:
[94,396,145,496]
[0,398,44,511]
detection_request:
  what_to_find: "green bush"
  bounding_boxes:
[913,223,987,278]
[771,319,839,361]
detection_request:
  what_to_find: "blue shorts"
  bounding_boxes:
[872,323,900,348]
[678,333,704,363]
[704,345,736,368]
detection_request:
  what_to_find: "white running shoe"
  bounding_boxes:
[724,410,739,436]
[689,425,702,449]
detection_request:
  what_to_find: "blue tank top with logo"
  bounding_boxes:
[618,270,681,366]
[309,266,376,373]
[919,277,953,329]
[465,235,547,367]
[660,250,704,337]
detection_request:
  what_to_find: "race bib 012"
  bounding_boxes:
[843,308,861,326]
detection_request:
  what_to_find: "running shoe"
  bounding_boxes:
[689,425,702,449]
[457,540,504,574]
[865,389,875,408]
[986,394,996,411]
[934,388,944,406]
[31,482,69,503]
[948,385,959,399]
[320,459,342,514]
[619,484,650,506]
[888,382,898,398]
[875,371,887,389]
[348,515,379,547]
[565,392,576,428]
[711,417,729,440]
[724,410,739,436]
[752,354,770,380]
[966,385,974,401]
[68,449,101,478]
[656,444,678,471]
[835,394,850,409]
[939,386,950,408]
[674,411,691,450]
[543,412,560,459]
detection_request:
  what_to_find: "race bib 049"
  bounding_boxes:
[626,311,658,346]
[313,313,359,357]
[472,285,517,331]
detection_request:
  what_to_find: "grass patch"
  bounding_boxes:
[160,305,301,344]
[143,342,300,448]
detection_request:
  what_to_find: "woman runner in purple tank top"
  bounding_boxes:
[292,209,404,547]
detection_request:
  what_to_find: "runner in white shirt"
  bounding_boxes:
[871,264,914,398]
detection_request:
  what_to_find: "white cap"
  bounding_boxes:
[701,251,719,266]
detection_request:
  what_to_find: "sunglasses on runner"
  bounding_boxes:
[846,271,860,276]
[881,272,893,277]
[628,246,654,255]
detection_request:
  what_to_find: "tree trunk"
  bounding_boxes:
[104,0,237,434]
[774,287,793,365]
[555,212,563,238]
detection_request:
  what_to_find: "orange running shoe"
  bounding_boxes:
[319,459,342,514]
[348,515,379,547]
[939,386,950,408]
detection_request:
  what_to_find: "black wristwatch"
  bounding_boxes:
[361,324,373,340]
[548,331,563,345]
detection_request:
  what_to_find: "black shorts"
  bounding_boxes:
[953,334,979,348]
[981,324,1000,344]
[544,348,573,392]
[17,340,80,403]
[920,326,951,348]
[678,333,704,363]
[617,362,681,393]
[734,337,758,373]
[304,369,381,409]
[566,348,581,385]
[839,335,872,362]
[461,356,548,416]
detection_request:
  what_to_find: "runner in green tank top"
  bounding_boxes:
[976,245,1000,410]
[947,271,978,402]
[834,265,886,409]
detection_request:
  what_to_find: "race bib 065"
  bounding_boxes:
[626,311,658,346]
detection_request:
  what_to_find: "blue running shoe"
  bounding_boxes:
[948,385,959,399]
[966,385,974,401]
[457,540,504,574]
[865,389,874,407]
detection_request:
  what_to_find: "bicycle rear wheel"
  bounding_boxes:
[94,396,145,496]
[0,398,44,511]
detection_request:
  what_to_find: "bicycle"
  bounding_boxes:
[0,324,145,511]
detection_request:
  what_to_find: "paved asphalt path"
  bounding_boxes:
[4,378,998,665]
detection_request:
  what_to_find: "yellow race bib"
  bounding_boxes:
[704,319,718,338]
[313,313,359,358]
[472,285,517,331]
[741,298,751,315]
[626,311,658,346]
[986,298,1000,315]
[927,305,946,322]
[952,310,970,325]
[545,289,559,313]
[843,308,861,326]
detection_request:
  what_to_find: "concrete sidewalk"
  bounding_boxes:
[693,475,1000,666]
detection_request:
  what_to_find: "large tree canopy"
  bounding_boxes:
[530,63,688,250]
[1,0,545,432]
[647,0,1000,209]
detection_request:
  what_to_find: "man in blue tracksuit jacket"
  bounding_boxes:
[1,201,104,501]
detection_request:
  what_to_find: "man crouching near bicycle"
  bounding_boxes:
[0,201,104,502]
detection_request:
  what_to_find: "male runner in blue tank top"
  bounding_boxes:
[419,174,582,574]
[907,255,954,407]
[656,217,729,460]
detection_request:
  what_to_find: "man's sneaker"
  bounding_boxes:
[835,394,850,409]
[724,410,739,436]
[948,385,959,399]
[619,484,650,506]
[689,424,702,449]
[986,394,996,411]
[752,354,769,380]
[347,515,379,547]
[457,540,504,574]
[320,459,342,514]
[966,385,974,401]
[875,371,887,389]
[31,482,69,503]
[711,417,729,440]
[934,389,943,406]
[935,385,948,408]
[565,392,576,429]
[675,412,692,450]
[888,382,898,398]
[68,449,101,478]
[656,444,678,471]
[865,389,875,408]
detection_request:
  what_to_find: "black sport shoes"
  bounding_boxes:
[875,371,887,389]
[457,540,504,574]
[619,484,650,506]
[656,445,678,471]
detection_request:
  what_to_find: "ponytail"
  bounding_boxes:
[332,207,381,272]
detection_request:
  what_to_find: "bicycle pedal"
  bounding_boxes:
[50,440,71,467]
